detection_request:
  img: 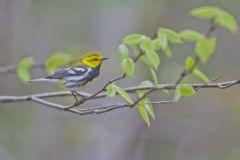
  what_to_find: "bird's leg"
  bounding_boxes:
[63,91,79,110]
[65,91,87,110]
[71,91,79,106]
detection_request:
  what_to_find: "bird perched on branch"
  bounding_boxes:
[29,51,108,104]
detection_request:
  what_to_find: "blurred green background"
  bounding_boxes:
[0,0,240,160]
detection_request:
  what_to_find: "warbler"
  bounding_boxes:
[30,51,108,103]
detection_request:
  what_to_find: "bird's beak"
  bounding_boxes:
[102,57,109,61]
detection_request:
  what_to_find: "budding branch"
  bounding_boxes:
[0,79,239,115]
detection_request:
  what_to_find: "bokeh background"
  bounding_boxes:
[0,0,240,160]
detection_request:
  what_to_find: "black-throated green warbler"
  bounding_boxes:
[30,52,108,102]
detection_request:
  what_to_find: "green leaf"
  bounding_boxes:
[123,34,143,45]
[174,85,196,101]
[137,104,150,126]
[106,84,116,97]
[160,28,182,44]
[46,52,72,75]
[136,97,155,121]
[215,8,238,33]
[157,32,168,50]
[178,85,196,96]
[185,56,195,70]
[145,51,161,69]
[17,57,34,84]
[121,57,135,77]
[191,6,238,33]
[113,85,133,104]
[179,30,203,41]
[150,68,158,85]
[193,68,210,83]
[191,6,218,19]
[196,37,217,64]
[140,56,151,67]
[117,44,129,59]
[140,37,154,52]
[143,98,155,120]
[152,38,162,50]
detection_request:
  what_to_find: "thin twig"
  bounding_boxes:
[146,99,176,104]
[31,96,130,115]
[175,56,200,85]
[130,88,157,107]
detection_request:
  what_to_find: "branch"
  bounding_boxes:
[1,79,239,102]
[1,79,239,116]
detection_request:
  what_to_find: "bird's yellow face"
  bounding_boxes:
[81,52,106,68]
[68,52,108,68]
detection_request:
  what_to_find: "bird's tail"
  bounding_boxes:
[28,78,60,83]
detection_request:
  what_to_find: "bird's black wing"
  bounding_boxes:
[46,67,88,80]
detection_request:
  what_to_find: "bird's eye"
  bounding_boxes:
[92,58,99,61]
